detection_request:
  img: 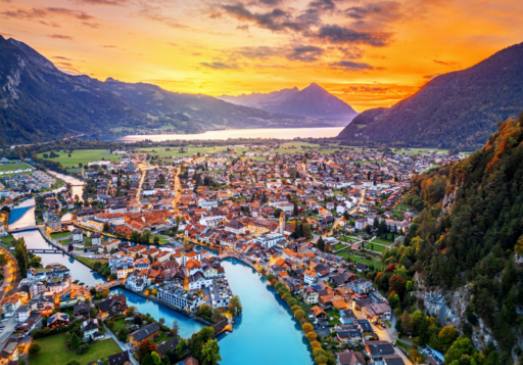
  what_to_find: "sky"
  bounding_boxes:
[1,0,523,111]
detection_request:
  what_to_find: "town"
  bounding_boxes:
[0,141,460,365]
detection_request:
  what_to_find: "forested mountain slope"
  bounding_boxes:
[379,114,523,364]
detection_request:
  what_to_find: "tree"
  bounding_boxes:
[445,337,475,364]
[29,343,41,355]
[200,339,221,365]
[228,295,242,317]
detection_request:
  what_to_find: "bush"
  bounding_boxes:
[29,343,41,355]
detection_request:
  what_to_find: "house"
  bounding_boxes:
[98,294,127,320]
[129,322,160,348]
[337,350,367,365]
[82,318,103,341]
[108,351,131,365]
[91,232,102,246]
[48,312,70,328]
[72,228,84,243]
[365,341,395,364]
[73,301,91,319]
[304,270,317,286]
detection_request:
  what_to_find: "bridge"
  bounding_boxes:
[8,226,38,234]
[28,248,63,254]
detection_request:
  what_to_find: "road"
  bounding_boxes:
[352,306,412,365]
[104,325,139,365]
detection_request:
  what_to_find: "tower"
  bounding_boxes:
[279,210,285,235]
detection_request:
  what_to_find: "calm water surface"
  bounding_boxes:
[8,198,35,230]
[111,287,204,338]
[122,127,343,142]
[10,203,313,363]
[219,260,313,365]
[12,230,104,287]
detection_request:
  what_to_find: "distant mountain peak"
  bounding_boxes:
[303,82,323,92]
[221,82,356,126]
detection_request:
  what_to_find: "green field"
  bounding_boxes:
[0,162,32,174]
[337,248,384,270]
[392,147,448,156]
[38,149,121,169]
[29,334,121,365]
[138,145,250,159]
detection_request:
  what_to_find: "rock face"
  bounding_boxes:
[221,83,357,126]
[405,116,523,355]
[0,36,327,145]
[338,42,523,150]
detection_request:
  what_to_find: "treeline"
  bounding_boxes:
[382,115,523,363]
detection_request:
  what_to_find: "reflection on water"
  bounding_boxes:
[219,260,313,365]
[122,127,344,142]
[111,287,204,338]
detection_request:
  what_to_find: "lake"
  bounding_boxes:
[121,127,343,142]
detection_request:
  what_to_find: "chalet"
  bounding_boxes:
[129,322,160,348]
[108,351,132,365]
[365,341,395,363]
[98,295,127,320]
[337,350,367,365]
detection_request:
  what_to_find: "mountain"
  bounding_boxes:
[389,115,523,360]
[0,36,323,145]
[221,83,357,126]
[338,42,523,150]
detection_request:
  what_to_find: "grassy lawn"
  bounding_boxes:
[76,256,107,268]
[365,242,387,253]
[370,237,394,245]
[51,232,71,240]
[38,149,121,169]
[0,162,32,174]
[337,248,384,270]
[29,334,121,365]
[339,234,361,243]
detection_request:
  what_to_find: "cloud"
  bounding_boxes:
[0,7,97,25]
[138,5,189,29]
[287,45,323,62]
[48,34,73,40]
[433,59,457,66]
[236,46,282,59]
[345,1,401,22]
[332,60,374,70]
[72,0,129,5]
[220,3,308,32]
[200,61,239,70]
[318,24,391,46]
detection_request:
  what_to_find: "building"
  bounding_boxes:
[157,283,202,312]
[129,322,160,348]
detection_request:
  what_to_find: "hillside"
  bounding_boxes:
[0,36,317,145]
[338,42,523,150]
[221,83,357,126]
[386,115,523,361]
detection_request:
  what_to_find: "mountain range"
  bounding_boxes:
[0,36,355,145]
[338,42,523,150]
[221,83,356,125]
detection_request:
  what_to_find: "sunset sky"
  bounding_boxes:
[1,0,523,111]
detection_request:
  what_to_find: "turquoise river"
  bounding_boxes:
[12,217,313,364]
